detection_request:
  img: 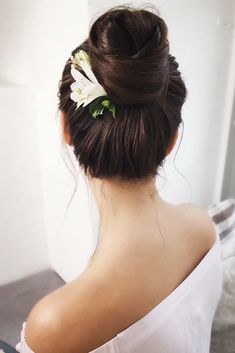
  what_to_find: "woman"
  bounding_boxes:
[2,5,222,353]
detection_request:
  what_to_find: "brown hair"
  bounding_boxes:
[57,5,187,183]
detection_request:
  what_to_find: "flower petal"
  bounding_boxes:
[78,60,99,84]
[86,82,107,97]
[82,91,106,106]
[71,67,90,86]
[74,50,90,67]
[70,51,108,109]
[72,50,106,87]
[70,81,80,91]
[70,91,81,103]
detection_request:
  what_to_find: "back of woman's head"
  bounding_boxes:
[57,5,187,182]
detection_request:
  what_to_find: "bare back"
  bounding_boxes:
[84,201,217,324]
[30,202,217,352]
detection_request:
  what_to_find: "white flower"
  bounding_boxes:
[70,49,107,108]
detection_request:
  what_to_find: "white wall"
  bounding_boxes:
[0,1,51,285]
[0,83,50,285]
[0,0,94,284]
[1,1,234,284]
[20,0,94,284]
[218,19,235,200]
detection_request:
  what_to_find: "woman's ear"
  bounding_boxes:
[60,111,72,146]
[165,128,179,156]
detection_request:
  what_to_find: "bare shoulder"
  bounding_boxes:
[24,270,124,353]
[177,202,217,249]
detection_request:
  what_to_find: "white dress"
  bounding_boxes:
[16,223,223,353]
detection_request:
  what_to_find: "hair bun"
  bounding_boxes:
[88,7,170,105]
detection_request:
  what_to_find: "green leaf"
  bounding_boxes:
[88,97,117,118]
[94,109,105,118]
[90,105,105,118]
[101,99,111,108]
[89,98,106,118]
[109,103,117,118]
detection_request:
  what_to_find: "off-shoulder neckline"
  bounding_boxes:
[93,223,220,349]
[117,225,220,338]
[21,224,220,352]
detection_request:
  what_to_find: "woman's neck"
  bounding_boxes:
[87,175,167,256]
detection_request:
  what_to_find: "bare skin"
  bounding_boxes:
[24,113,217,353]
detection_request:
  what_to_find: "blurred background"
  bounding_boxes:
[0,1,234,351]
